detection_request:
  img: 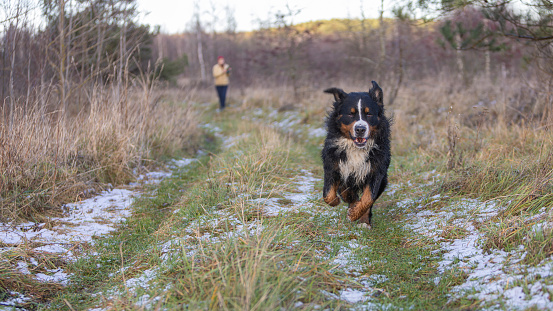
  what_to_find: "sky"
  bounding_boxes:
[136,0,387,33]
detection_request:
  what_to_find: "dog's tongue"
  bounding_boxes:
[356,137,366,144]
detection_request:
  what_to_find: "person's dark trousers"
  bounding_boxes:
[216,85,228,109]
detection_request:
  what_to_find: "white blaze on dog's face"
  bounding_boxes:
[336,93,381,149]
[353,98,370,142]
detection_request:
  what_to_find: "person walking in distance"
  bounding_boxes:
[213,56,231,110]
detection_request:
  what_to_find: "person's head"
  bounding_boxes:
[217,56,225,65]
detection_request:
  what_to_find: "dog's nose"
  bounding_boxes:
[355,125,366,136]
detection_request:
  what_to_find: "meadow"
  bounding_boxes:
[2,71,553,309]
[2,0,553,308]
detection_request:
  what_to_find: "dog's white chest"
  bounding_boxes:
[339,151,371,184]
[335,138,374,184]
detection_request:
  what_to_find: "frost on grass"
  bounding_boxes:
[125,268,159,290]
[155,169,322,268]
[92,268,163,310]
[35,268,70,285]
[99,204,269,309]
[0,188,135,248]
[443,232,553,310]
[0,188,138,290]
[139,161,384,309]
[222,133,251,149]
[401,188,553,310]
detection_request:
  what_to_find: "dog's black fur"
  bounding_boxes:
[321,81,391,228]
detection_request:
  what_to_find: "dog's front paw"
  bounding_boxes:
[357,223,372,229]
[358,211,371,227]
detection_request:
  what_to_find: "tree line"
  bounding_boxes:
[1,0,552,113]
[159,2,551,104]
[1,0,154,127]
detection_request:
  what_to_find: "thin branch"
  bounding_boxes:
[505,33,553,41]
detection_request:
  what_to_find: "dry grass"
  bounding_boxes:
[0,85,200,222]
[482,214,553,265]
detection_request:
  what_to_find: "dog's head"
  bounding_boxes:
[324,81,384,149]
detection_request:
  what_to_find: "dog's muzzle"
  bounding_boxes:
[355,124,366,137]
[352,124,368,148]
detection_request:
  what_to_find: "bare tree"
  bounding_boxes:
[224,4,237,35]
[192,1,206,81]
[378,0,387,76]
[58,0,67,119]
[1,0,29,132]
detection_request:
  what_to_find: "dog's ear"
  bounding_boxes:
[369,81,383,107]
[324,87,347,103]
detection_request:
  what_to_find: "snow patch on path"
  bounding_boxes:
[252,169,320,216]
[1,188,135,248]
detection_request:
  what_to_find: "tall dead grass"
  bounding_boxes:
[388,74,553,215]
[0,85,200,222]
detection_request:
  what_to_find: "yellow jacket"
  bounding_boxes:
[213,64,230,86]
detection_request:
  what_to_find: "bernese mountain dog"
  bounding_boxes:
[321,81,391,229]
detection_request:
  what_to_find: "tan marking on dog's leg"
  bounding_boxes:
[324,183,340,206]
[347,185,373,221]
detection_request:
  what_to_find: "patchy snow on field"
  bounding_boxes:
[402,191,553,310]
[251,169,320,216]
[152,168,322,268]
[1,188,135,248]
[35,268,70,285]
[318,238,392,308]
[0,158,196,308]
[443,231,553,310]
[142,151,324,287]
[222,133,251,149]
[128,160,387,310]
[0,292,31,310]
[90,267,164,311]
[248,109,326,142]
[125,268,160,291]
[308,127,327,138]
